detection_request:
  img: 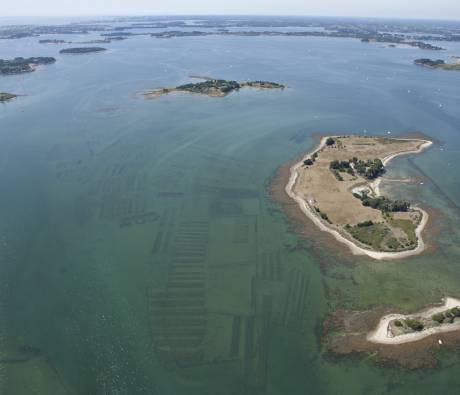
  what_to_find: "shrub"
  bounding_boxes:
[320,212,330,222]
[386,238,401,250]
[445,310,454,318]
[357,220,374,227]
[450,307,460,317]
[331,170,343,181]
[360,195,410,213]
[405,319,424,331]
[303,158,314,166]
[432,313,444,324]
[326,137,335,146]
[330,160,350,170]
[394,320,403,327]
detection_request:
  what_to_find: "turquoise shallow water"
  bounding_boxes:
[1,20,460,394]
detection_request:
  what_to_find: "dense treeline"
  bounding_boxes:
[355,193,410,212]
[329,159,354,180]
[352,157,385,179]
[329,157,384,180]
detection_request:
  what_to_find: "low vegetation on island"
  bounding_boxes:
[0,57,56,75]
[326,296,460,369]
[381,298,460,340]
[414,58,460,70]
[39,39,67,44]
[59,47,107,54]
[144,78,285,98]
[0,93,18,102]
[293,135,430,254]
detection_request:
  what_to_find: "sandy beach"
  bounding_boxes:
[285,136,432,260]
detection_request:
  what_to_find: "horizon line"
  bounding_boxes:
[1,13,460,23]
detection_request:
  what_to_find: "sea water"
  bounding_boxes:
[1,18,460,394]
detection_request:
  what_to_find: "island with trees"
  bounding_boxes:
[0,57,56,75]
[367,297,460,344]
[414,58,460,70]
[39,39,67,44]
[0,93,18,102]
[143,78,285,98]
[59,47,107,54]
[325,296,460,369]
[287,135,432,259]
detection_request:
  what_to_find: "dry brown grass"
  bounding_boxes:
[293,135,426,251]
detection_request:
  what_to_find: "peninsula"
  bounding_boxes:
[287,135,432,260]
[59,47,107,54]
[144,78,285,98]
[0,57,56,75]
[414,58,460,70]
[0,93,18,102]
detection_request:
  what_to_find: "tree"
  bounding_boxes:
[326,137,335,146]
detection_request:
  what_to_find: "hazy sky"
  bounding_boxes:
[3,0,460,20]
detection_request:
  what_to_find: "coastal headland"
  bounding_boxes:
[284,135,432,260]
[143,77,285,98]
